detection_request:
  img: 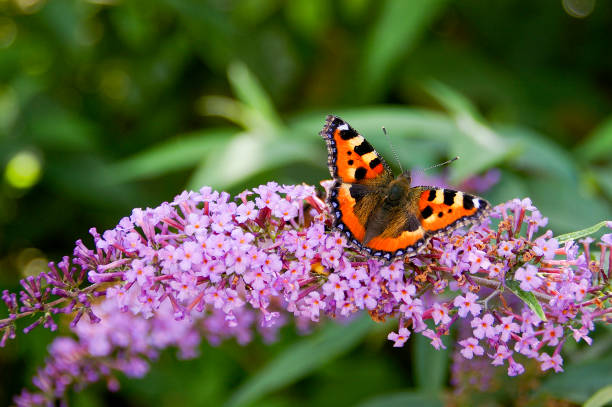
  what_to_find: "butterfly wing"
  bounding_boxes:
[416,187,490,235]
[321,115,394,185]
[321,115,394,247]
[360,187,490,261]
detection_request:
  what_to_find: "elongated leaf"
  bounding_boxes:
[357,0,448,101]
[505,280,547,322]
[424,80,514,182]
[576,116,612,163]
[187,131,319,190]
[413,327,449,393]
[539,356,612,403]
[497,125,577,181]
[584,385,612,407]
[555,220,611,244]
[109,129,235,182]
[227,61,282,130]
[354,391,443,407]
[225,316,374,407]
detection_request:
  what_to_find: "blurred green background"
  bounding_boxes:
[1,0,612,405]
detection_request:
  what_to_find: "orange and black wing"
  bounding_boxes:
[416,187,490,236]
[320,116,393,255]
[359,187,490,262]
[320,115,393,186]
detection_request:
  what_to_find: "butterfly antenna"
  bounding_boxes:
[424,156,460,172]
[382,126,404,173]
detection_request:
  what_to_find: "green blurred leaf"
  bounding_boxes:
[188,130,319,191]
[285,0,331,39]
[358,0,448,101]
[109,129,235,183]
[424,80,514,182]
[27,107,99,151]
[413,328,448,393]
[227,61,282,130]
[525,176,611,234]
[225,316,374,407]
[539,356,612,403]
[555,221,611,244]
[290,107,458,142]
[576,116,612,163]
[505,280,547,321]
[584,385,612,407]
[593,166,612,198]
[498,125,577,181]
[354,391,443,407]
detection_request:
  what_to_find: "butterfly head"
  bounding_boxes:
[399,170,412,185]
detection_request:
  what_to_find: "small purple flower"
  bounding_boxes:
[302,292,326,322]
[542,323,563,346]
[497,240,515,258]
[453,292,482,318]
[432,303,451,325]
[176,241,203,272]
[491,344,512,366]
[538,352,564,372]
[497,316,519,342]
[399,297,423,319]
[422,329,446,350]
[235,201,258,223]
[388,327,411,347]
[392,282,416,304]
[507,358,525,376]
[514,264,542,292]
[124,260,154,285]
[322,274,348,302]
[184,212,210,236]
[459,337,484,359]
[467,250,491,273]
[471,313,496,339]
[533,236,559,260]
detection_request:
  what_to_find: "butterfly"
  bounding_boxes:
[320,115,491,262]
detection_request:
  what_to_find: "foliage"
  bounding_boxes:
[1,0,611,406]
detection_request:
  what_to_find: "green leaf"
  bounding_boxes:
[539,356,612,403]
[354,391,443,407]
[505,280,547,322]
[524,177,611,234]
[289,107,458,143]
[227,61,282,130]
[576,116,612,163]
[187,131,319,191]
[555,220,611,244]
[584,385,612,407]
[357,0,448,101]
[225,316,374,407]
[497,125,577,181]
[108,129,235,183]
[424,80,514,182]
[412,327,449,393]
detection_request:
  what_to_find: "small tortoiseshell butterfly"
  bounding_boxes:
[321,115,491,262]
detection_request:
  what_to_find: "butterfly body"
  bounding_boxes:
[321,115,490,262]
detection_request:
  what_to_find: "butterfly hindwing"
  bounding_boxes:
[321,115,393,185]
[329,181,384,243]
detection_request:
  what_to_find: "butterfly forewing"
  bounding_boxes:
[417,188,490,234]
[321,115,393,185]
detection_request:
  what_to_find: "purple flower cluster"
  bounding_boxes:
[2,183,611,406]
